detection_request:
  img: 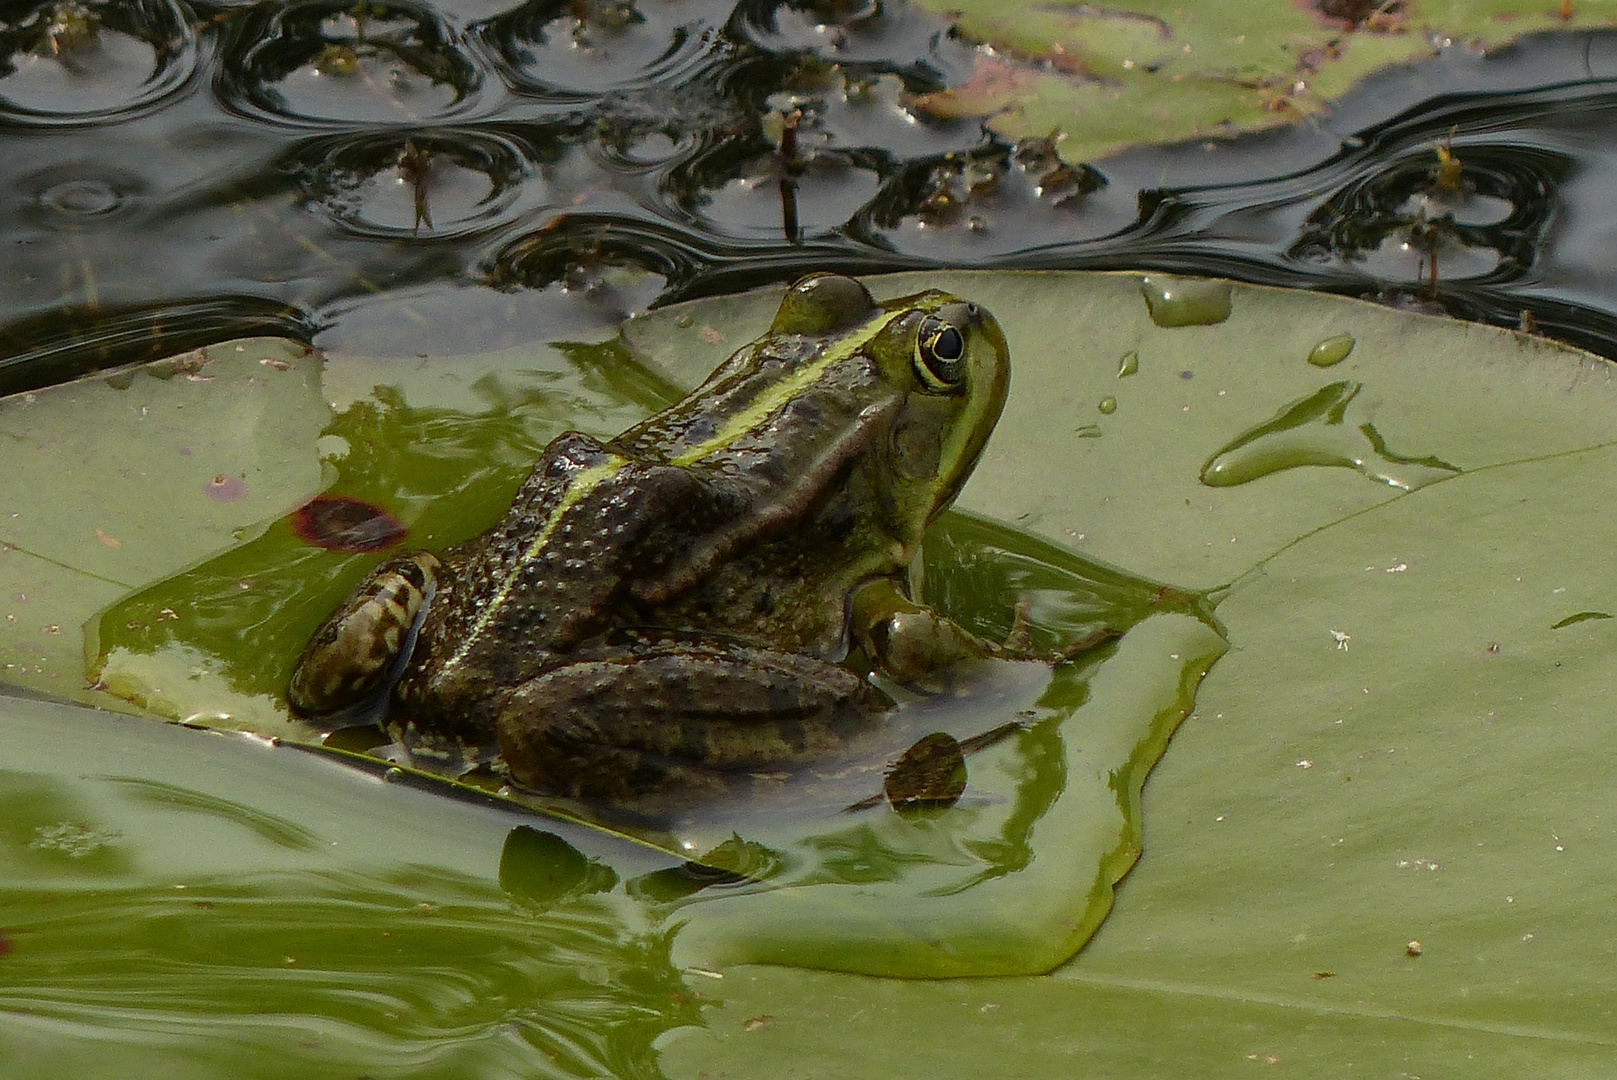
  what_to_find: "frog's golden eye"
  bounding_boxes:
[913,314,968,394]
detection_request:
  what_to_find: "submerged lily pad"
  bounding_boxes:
[5,271,1617,1073]
[905,1,1617,164]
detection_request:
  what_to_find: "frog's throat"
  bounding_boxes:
[463,306,910,645]
[668,307,908,468]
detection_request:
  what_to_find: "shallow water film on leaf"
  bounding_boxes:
[8,270,1617,1075]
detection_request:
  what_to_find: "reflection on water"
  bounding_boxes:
[0,737,698,1080]
[6,7,1617,389]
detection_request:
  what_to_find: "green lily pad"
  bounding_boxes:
[0,696,698,1079]
[905,1,1617,164]
[637,272,1617,1074]
[0,341,325,711]
[6,271,1617,1073]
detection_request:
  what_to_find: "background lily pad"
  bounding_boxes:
[6,272,1617,1073]
[905,0,1617,164]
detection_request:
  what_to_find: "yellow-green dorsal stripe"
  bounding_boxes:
[669,307,907,468]
[461,307,907,639]
[462,455,627,644]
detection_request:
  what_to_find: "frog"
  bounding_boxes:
[287,273,1014,804]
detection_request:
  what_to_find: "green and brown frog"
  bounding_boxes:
[288,273,1016,803]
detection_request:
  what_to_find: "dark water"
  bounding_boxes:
[5,2,1617,392]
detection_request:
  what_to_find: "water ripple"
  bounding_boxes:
[289,128,542,240]
[0,0,200,124]
[471,0,733,98]
[0,871,699,1079]
[218,0,484,126]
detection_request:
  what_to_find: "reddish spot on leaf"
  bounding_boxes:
[204,475,246,502]
[95,529,121,549]
[0,929,12,959]
[292,496,408,553]
[909,54,1041,122]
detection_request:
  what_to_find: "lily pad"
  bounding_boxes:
[6,271,1617,1073]
[0,340,324,711]
[905,1,1617,164]
[636,272,1617,1074]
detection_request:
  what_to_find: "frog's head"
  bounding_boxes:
[772,274,1011,547]
[875,286,1010,541]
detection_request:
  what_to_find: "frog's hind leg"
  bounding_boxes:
[287,552,441,723]
[495,639,893,802]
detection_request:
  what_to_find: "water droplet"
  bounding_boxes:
[1097,396,1117,415]
[1116,350,1139,377]
[1200,380,1461,489]
[1139,275,1233,327]
[1306,334,1355,367]
[38,177,120,217]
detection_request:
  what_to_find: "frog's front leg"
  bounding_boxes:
[850,579,1121,686]
[288,552,442,719]
[848,577,1000,685]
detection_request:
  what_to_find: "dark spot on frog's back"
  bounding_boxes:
[783,395,822,426]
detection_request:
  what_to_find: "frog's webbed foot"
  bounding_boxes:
[495,639,893,803]
[1004,597,1122,662]
[287,552,440,722]
[852,580,1120,688]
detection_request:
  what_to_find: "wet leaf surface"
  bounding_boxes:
[5,271,1617,1073]
[641,271,1617,1076]
[906,0,1617,164]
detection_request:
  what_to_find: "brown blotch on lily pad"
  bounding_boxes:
[292,495,407,553]
[884,731,968,815]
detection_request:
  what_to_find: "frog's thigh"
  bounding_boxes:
[496,643,893,796]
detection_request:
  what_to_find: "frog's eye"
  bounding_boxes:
[913,314,968,394]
